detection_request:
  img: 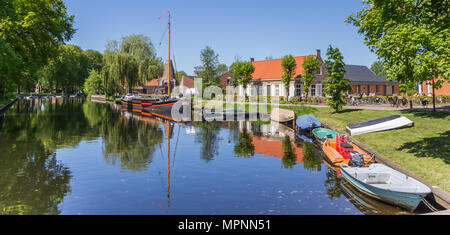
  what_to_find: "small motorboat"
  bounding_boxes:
[340,163,431,212]
[312,128,338,142]
[346,115,414,136]
[296,115,322,131]
[322,133,374,168]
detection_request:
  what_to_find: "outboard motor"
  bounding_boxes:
[349,151,365,167]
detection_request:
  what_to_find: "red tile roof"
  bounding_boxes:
[252,55,315,80]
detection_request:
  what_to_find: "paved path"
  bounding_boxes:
[198,100,450,112]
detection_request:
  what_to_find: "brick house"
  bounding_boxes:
[235,50,400,98]
[235,50,327,98]
[418,79,450,96]
[345,65,400,96]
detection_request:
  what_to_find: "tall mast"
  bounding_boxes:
[167,12,171,97]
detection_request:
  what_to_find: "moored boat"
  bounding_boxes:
[312,128,338,143]
[346,115,414,136]
[339,163,431,211]
[271,108,296,123]
[322,133,374,168]
[296,115,322,131]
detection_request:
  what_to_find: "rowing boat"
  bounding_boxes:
[312,128,338,143]
[346,115,414,136]
[340,164,431,211]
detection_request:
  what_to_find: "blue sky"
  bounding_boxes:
[65,0,377,74]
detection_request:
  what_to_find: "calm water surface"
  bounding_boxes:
[0,98,409,215]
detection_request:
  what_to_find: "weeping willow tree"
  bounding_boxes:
[101,35,164,98]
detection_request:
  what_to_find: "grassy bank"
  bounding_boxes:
[281,105,450,193]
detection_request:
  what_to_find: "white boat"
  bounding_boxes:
[346,115,414,136]
[340,164,431,211]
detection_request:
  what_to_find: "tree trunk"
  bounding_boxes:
[432,79,436,112]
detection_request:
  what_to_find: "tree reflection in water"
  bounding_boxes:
[234,126,255,157]
[302,142,323,172]
[83,102,164,171]
[281,136,297,169]
[0,99,167,214]
[324,169,342,200]
[193,121,222,163]
[0,99,77,214]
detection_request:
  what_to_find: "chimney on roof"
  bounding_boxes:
[316,49,321,59]
[250,58,255,63]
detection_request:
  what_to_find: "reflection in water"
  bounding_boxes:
[234,126,255,157]
[282,136,297,169]
[83,102,164,171]
[193,121,222,163]
[340,180,411,215]
[0,98,416,215]
[324,169,343,200]
[0,99,77,214]
[302,142,323,172]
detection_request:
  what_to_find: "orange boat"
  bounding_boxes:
[322,133,374,168]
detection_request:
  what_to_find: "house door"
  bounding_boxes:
[386,85,393,96]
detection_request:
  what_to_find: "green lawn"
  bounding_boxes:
[281,105,450,193]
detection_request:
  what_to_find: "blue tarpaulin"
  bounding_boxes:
[296,115,322,130]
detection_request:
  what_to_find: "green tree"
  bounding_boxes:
[302,56,320,100]
[217,63,228,73]
[175,71,187,83]
[323,45,351,113]
[233,61,255,98]
[101,36,163,96]
[195,46,220,88]
[370,60,387,78]
[281,55,297,101]
[346,0,450,111]
[229,57,243,88]
[0,0,17,96]
[0,0,75,93]
[83,49,103,73]
[38,44,89,94]
[83,70,103,96]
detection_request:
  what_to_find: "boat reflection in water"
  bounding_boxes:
[340,180,412,215]
[114,109,420,215]
[0,98,426,215]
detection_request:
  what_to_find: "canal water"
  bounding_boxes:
[0,98,410,215]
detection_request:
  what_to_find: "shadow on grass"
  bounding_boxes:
[398,130,450,164]
[337,109,363,114]
[402,110,450,119]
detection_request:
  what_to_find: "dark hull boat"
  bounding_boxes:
[121,96,180,113]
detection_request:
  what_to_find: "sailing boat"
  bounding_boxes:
[122,10,180,116]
